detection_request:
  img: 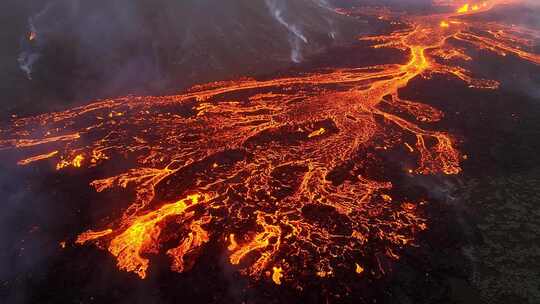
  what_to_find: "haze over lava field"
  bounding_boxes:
[1,1,539,303]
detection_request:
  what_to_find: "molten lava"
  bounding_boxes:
[76,194,210,278]
[457,3,470,13]
[1,0,539,287]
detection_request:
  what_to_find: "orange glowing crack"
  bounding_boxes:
[167,215,211,273]
[17,150,59,165]
[230,213,281,276]
[308,127,326,138]
[76,229,114,244]
[404,142,415,153]
[454,31,540,65]
[227,234,238,251]
[0,133,80,149]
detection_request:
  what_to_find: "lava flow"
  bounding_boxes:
[1,0,539,287]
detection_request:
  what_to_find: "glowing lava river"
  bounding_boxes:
[1,0,539,296]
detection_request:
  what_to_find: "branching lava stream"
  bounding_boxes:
[1,0,539,288]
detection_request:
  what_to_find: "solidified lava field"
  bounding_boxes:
[1,1,539,303]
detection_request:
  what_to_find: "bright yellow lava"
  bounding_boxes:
[227,233,238,251]
[272,267,283,285]
[77,194,210,278]
[308,127,326,138]
[56,154,85,170]
[355,263,365,274]
[457,3,470,13]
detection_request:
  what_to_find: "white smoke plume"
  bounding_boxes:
[313,0,338,39]
[264,0,308,63]
[17,2,54,80]
[17,49,40,80]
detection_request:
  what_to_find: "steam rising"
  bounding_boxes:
[18,3,52,79]
[265,0,309,63]
[9,0,360,114]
